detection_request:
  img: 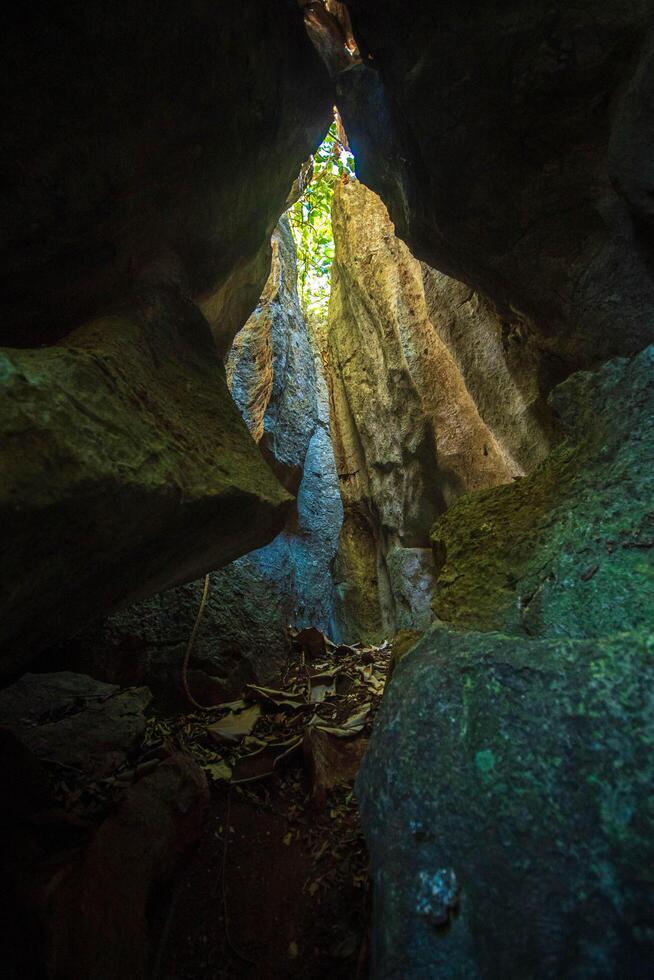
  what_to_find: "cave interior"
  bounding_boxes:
[1,1,653,978]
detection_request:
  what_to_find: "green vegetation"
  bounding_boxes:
[289,120,355,325]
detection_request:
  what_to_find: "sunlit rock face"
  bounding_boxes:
[1,1,332,349]
[0,296,291,680]
[63,220,343,702]
[324,180,554,640]
[357,347,654,978]
[342,0,654,369]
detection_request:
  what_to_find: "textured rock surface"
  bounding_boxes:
[0,300,291,677]
[47,753,208,980]
[1,1,331,347]
[0,672,150,777]
[342,0,654,367]
[358,347,654,978]
[63,220,344,700]
[358,627,654,979]
[431,345,654,637]
[325,181,553,640]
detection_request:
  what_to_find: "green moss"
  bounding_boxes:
[430,346,654,638]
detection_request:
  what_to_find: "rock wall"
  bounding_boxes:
[61,219,344,704]
[341,0,654,369]
[0,2,335,675]
[1,0,332,349]
[324,180,555,641]
[0,295,291,679]
[357,346,654,977]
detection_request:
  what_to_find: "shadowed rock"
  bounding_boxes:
[341,0,654,368]
[358,627,654,979]
[431,345,654,637]
[0,297,291,678]
[358,346,654,978]
[56,220,344,701]
[1,0,332,348]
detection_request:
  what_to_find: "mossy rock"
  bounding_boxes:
[430,346,654,638]
[358,624,654,978]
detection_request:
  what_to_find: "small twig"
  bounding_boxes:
[230,771,276,786]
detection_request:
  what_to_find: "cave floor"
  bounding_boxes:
[153,633,391,979]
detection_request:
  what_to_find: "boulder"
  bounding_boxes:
[46,753,209,980]
[358,346,654,977]
[0,299,291,677]
[0,670,209,980]
[0,672,150,777]
[358,626,654,979]
[431,345,654,637]
[57,219,344,700]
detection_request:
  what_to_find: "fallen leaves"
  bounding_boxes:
[206,704,261,744]
[166,628,391,804]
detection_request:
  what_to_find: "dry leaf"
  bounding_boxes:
[206,704,261,744]
[204,760,232,782]
[246,684,307,710]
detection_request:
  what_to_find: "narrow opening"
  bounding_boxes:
[288,111,355,328]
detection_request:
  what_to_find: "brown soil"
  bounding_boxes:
[152,633,390,980]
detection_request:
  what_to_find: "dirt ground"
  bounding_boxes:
[153,631,390,980]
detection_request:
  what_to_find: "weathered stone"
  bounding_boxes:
[228,219,323,494]
[58,218,344,700]
[46,753,209,980]
[325,181,551,640]
[0,672,151,777]
[359,346,654,977]
[0,300,292,677]
[421,266,558,473]
[342,1,654,367]
[431,345,654,637]
[1,1,332,347]
[385,548,437,633]
[357,626,654,979]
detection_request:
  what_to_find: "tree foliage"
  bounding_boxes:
[288,121,355,325]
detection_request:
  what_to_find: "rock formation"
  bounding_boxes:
[0,672,209,980]
[2,2,654,977]
[358,346,654,977]
[324,180,555,640]
[0,1,336,677]
[58,218,344,704]
[0,300,291,679]
[2,1,332,349]
[341,0,654,368]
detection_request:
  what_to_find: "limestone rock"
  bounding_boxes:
[357,626,654,979]
[1,1,332,347]
[60,220,344,699]
[358,346,654,977]
[325,181,552,640]
[420,267,558,473]
[0,300,291,677]
[342,1,654,367]
[228,219,322,494]
[431,345,654,637]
